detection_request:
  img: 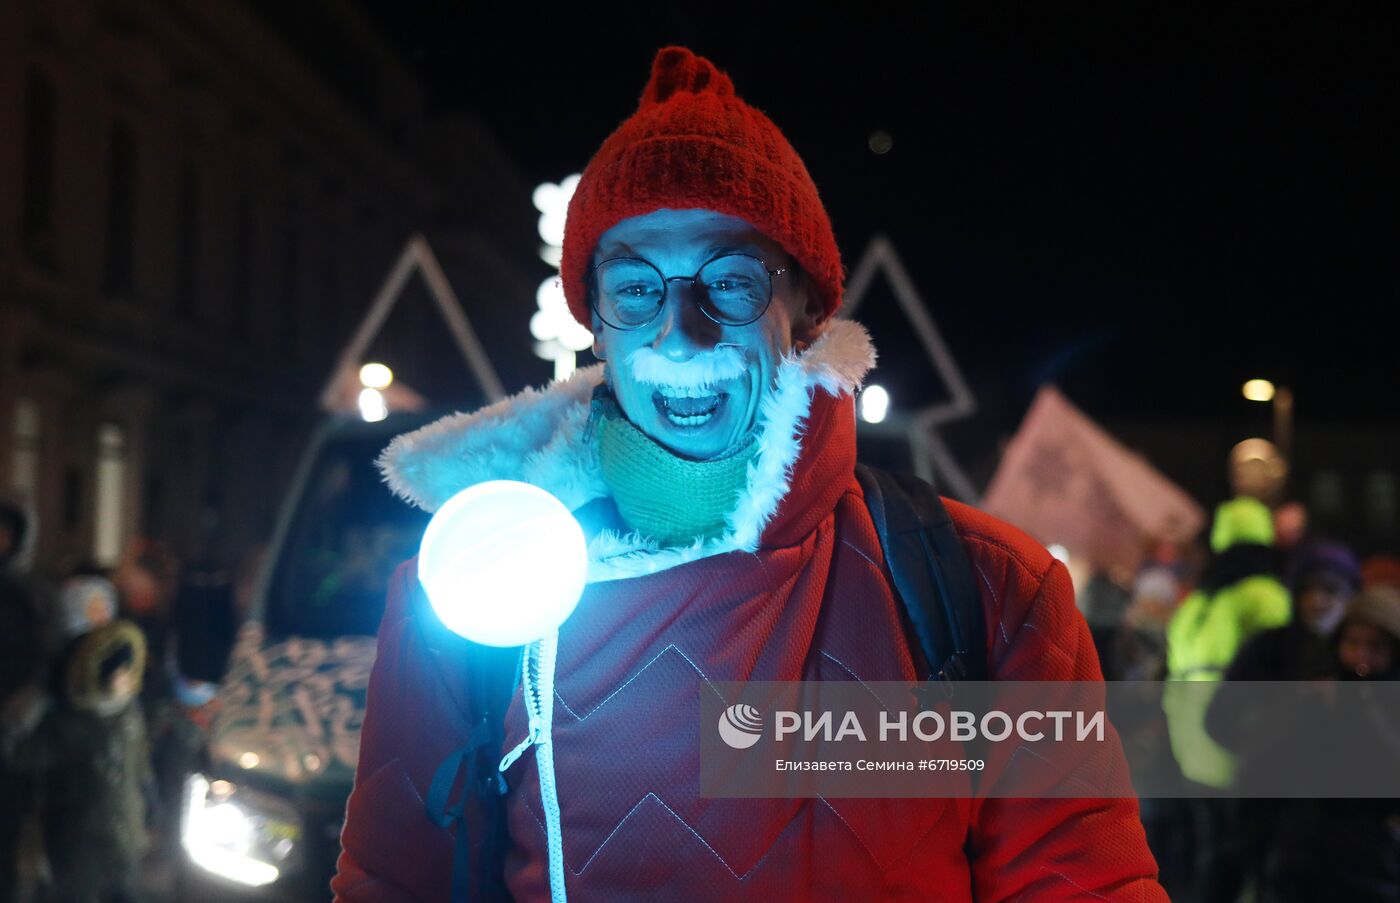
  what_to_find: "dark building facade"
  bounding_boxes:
[0,0,539,574]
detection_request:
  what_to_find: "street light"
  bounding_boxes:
[860,384,890,424]
[1243,378,1293,462]
[359,362,394,390]
[357,389,388,423]
[358,363,392,422]
[1242,379,1275,403]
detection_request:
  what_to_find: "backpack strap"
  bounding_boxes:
[425,640,520,903]
[855,464,987,684]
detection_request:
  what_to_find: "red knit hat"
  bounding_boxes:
[561,47,843,327]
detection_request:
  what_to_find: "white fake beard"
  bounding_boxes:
[623,345,747,391]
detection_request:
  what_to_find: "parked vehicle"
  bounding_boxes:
[177,412,431,900]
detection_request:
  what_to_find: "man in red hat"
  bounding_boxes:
[334,47,1166,902]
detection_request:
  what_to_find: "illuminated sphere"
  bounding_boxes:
[418,480,588,646]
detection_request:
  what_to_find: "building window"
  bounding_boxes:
[103,120,137,296]
[62,465,82,532]
[1366,471,1396,533]
[11,398,41,499]
[175,164,200,317]
[93,423,126,566]
[233,194,253,336]
[1311,471,1345,519]
[22,69,56,265]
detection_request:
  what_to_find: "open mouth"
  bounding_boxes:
[653,388,726,428]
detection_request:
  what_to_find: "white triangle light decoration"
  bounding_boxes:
[843,235,979,502]
[318,235,506,412]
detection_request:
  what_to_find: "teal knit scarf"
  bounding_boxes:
[595,398,756,547]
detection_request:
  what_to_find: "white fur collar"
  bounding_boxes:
[379,319,875,582]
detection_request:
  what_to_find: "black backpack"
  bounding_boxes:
[423,465,987,902]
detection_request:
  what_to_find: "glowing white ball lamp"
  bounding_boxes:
[418,481,588,647]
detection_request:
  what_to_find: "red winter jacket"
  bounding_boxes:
[332,322,1165,902]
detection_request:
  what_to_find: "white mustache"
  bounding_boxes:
[624,346,748,391]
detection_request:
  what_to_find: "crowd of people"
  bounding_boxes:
[0,491,243,903]
[1087,494,1400,902]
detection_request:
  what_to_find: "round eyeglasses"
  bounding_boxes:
[589,253,789,330]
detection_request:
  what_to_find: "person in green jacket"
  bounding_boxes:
[1166,496,1291,783]
[1164,496,1290,903]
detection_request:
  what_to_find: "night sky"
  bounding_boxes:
[348,4,1393,429]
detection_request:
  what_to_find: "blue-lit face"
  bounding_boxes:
[590,210,826,461]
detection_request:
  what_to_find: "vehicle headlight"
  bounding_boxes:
[181,772,302,887]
